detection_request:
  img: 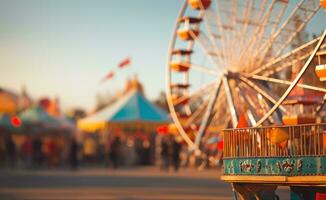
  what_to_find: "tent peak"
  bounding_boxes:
[122,75,144,96]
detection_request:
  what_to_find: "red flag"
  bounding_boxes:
[101,71,114,82]
[118,57,131,68]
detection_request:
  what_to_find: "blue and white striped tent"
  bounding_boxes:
[78,90,169,132]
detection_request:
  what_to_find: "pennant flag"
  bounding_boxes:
[100,71,115,83]
[118,57,131,68]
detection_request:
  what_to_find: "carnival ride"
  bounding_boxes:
[167,0,326,199]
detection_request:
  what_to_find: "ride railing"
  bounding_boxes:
[223,123,326,158]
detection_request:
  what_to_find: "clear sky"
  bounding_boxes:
[0,0,182,111]
[0,0,325,111]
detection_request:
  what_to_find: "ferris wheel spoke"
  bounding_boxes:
[251,37,322,75]
[202,8,227,68]
[222,76,239,128]
[195,78,222,147]
[184,101,208,127]
[235,83,261,126]
[239,0,287,70]
[169,62,221,76]
[205,1,233,66]
[217,0,238,65]
[251,0,287,62]
[191,31,224,70]
[190,64,221,75]
[243,82,282,124]
[228,0,242,64]
[255,0,320,67]
[193,9,224,68]
[259,94,283,124]
[255,29,326,126]
[238,83,264,117]
[234,0,255,60]
[210,111,230,131]
[261,43,326,77]
[172,80,216,106]
[239,75,287,113]
[272,0,320,58]
[245,74,326,93]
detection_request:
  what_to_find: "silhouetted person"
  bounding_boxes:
[69,138,79,170]
[44,137,57,168]
[172,137,182,172]
[110,136,121,169]
[104,138,111,167]
[32,137,43,167]
[160,136,170,171]
[5,135,16,168]
[141,140,151,165]
[21,136,32,168]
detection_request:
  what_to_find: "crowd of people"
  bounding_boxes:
[1,135,80,170]
[1,133,187,171]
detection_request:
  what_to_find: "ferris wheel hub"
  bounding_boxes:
[224,71,239,79]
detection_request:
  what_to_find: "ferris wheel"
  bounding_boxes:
[166,0,326,150]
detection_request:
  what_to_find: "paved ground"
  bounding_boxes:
[0,167,290,200]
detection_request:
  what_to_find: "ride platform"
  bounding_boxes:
[222,123,326,200]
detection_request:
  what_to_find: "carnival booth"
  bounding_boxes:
[78,88,169,165]
[16,106,75,167]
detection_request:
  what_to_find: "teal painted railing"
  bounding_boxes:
[223,123,326,176]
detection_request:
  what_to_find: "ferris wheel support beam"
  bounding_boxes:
[223,75,238,128]
[261,96,282,124]
[239,75,287,113]
[235,85,257,126]
[207,89,230,128]
[238,81,281,125]
[194,78,222,147]
[184,101,208,127]
[255,29,326,127]
[316,95,326,115]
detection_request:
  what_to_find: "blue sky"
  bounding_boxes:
[0,0,325,111]
[0,0,182,111]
